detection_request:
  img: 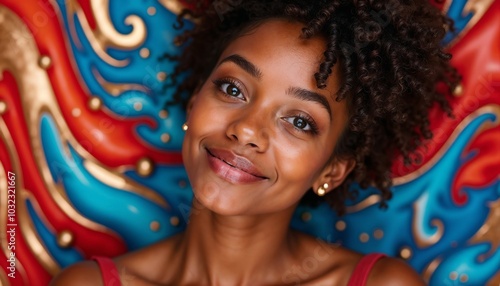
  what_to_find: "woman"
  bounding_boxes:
[52,0,457,285]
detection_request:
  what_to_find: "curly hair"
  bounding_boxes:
[163,0,459,215]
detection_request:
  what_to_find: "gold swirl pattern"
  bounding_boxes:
[0,117,35,278]
[422,257,443,283]
[470,199,500,254]
[92,67,149,97]
[394,105,500,186]
[65,0,147,67]
[0,5,167,239]
[412,193,445,248]
[443,0,495,46]
[90,0,146,49]
[345,194,381,213]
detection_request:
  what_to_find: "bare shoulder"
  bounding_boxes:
[50,260,103,286]
[368,256,426,286]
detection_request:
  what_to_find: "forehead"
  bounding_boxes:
[217,19,341,94]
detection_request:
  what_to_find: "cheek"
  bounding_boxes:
[275,142,329,187]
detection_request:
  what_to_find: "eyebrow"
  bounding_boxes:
[218,54,263,79]
[287,87,332,119]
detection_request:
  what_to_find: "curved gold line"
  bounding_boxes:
[92,67,149,97]
[63,0,129,67]
[422,257,442,283]
[0,118,36,280]
[469,199,500,254]
[83,160,168,208]
[394,104,500,185]
[62,0,83,51]
[91,0,146,49]
[412,193,445,248]
[444,0,494,47]
[18,192,59,275]
[74,6,128,67]
[158,0,186,15]
[345,194,381,213]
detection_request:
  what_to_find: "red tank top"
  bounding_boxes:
[93,253,385,286]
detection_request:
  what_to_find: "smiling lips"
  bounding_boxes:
[206,148,267,184]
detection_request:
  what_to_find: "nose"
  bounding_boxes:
[226,109,270,152]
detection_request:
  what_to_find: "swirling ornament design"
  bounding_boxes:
[65,0,146,67]
[0,5,114,234]
[443,0,495,45]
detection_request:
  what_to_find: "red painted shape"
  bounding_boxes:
[453,124,500,203]
[77,0,96,30]
[0,70,127,285]
[391,0,500,188]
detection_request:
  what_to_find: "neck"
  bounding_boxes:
[177,198,298,285]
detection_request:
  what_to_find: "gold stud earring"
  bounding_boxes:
[317,183,329,196]
[182,123,188,131]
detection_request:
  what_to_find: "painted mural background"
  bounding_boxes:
[0,0,498,285]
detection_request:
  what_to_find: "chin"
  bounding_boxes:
[191,182,249,216]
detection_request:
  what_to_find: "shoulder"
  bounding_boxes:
[367,256,426,286]
[50,260,103,286]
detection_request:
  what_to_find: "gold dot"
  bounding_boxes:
[399,246,412,260]
[157,72,167,82]
[159,110,168,119]
[459,274,468,283]
[56,230,75,248]
[38,55,52,69]
[139,48,150,58]
[178,180,187,188]
[133,102,143,111]
[301,212,312,222]
[335,220,346,231]
[88,96,102,111]
[373,229,384,239]
[453,83,463,97]
[147,6,156,15]
[136,157,154,177]
[170,216,180,226]
[161,133,171,143]
[359,233,369,243]
[449,272,458,280]
[72,108,81,117]
[150,221,160,232]
[0,100,7,115]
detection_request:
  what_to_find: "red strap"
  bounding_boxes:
[347,253,386,286]
[92,256,122,286]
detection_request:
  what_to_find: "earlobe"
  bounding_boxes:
[313,158,356,195]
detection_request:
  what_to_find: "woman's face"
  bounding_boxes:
[182,19,350,215]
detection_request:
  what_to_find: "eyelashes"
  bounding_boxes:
[212,78,245,100]
[211,77,320,135]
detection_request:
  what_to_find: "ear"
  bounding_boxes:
[312,158,356,195]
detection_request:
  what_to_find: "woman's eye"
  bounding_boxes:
[213,79,245,100]
[221,83,241,97]
[284,116,316,133]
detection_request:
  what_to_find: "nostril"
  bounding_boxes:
[231,134,238,140]
[249,143,258,148]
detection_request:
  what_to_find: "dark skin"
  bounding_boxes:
[51,20,426,286]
